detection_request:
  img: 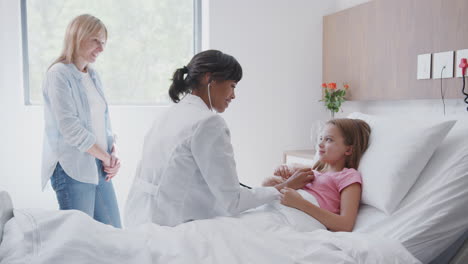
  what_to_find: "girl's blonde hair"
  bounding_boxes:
[313,118,371,172]
[49,14,107,69]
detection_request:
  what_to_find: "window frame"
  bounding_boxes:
[20,0,202,106]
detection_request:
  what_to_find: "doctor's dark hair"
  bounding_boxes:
[169,50,243,103]
[313,118,371,172]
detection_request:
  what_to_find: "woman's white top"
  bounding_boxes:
[124,94,280,227]
[81,71,107,152]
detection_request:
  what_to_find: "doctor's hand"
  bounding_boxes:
[281,168,314,190]
[262,176,285,187]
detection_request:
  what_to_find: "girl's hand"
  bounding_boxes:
[280,187,305,209]
[262,176,285,187]
[284,168,315,190]
[274,164,293,179]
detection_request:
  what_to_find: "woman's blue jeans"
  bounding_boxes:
[50,161,122,228]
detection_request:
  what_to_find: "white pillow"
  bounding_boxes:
[348,112,456,215]
[0,190,14,244]
[392,118,468,263]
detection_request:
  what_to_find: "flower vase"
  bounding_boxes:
[330,110,335,119]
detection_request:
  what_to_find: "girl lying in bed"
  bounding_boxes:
[251,118,370,232]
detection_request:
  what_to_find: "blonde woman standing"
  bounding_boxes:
[41,14,121,227]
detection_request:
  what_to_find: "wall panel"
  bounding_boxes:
[323,0,468,100]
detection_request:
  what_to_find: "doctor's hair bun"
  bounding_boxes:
[168,50,242,103]
[169,67,190,103]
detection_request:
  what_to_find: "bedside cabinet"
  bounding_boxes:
[282,149,316,166]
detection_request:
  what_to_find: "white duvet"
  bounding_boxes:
[0,204,420,264]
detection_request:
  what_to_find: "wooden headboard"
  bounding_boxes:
[323,0,468,100]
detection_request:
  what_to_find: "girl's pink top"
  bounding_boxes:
[303,168,362,214]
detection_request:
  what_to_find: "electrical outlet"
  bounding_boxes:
[417,54,431,80]
[432,51,454,79]
[456,49,468,77]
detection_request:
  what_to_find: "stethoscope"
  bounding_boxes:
[207,81,252,189]
[207,82,214,112]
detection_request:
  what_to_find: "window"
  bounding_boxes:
[21,0,201,105]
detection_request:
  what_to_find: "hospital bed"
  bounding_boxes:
[1,113,467,264]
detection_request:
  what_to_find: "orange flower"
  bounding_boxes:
[321,83,327,88]
[327,83,337,90]
[343,84,349,90]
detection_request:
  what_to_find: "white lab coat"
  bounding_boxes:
[124,94,279,227]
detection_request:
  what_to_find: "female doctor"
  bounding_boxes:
[124,50,314,227]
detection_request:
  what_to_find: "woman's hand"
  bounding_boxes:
[280,187,306,210]
[104,154,120,181]
[104,145,121,181]
[102,155,112,168]
[262,176,285,187]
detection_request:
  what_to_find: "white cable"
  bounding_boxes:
[440,66,446,116]
[207,82,214,112]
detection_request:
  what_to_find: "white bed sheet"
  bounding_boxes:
[0,207,420,264]
[0,217,32,263]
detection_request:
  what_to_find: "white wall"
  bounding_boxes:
[335,0,371,11]
[0,0,54,208]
